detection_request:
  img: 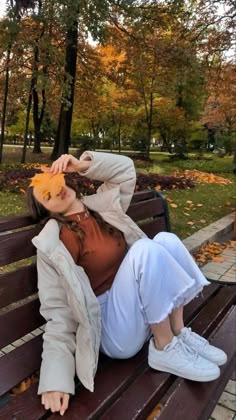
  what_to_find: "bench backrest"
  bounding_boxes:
[0,190,170,396]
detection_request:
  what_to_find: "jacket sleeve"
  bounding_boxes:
[79,151,136,213]
[36,252,77,395]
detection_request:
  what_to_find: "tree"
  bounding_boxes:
[202,63,236,156]
[51,0,138,159]
[0,10,20,163]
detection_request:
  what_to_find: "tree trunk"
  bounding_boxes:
[32,87,46,153]
[51,18,78,160]
[31,20,47,154]
[21,92,32,163]
[0,47,11,164]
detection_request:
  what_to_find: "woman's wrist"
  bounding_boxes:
[77,159,91,173]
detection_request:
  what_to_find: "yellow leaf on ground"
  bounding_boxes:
[187,221,194,225]
[197,204,203,207]
[186,200,193,204]
[212,256,225,263]
[200,219,206,224]
[170,203,178,208]
[166,197,173,203]
[184,213,190,216]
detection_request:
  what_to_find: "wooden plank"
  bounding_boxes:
[183,283,220,324]
[127,198,164,221]
[50,349,148,420]
[130,191,155,204]
[97,295,236,420]
[0,214,36,233]
[0,383,45,420]
[157,307,236,420]
[189,285,236,337]
[0,299,44,348]
[0,227,40,266]
[140,218,168,238]
[0,335,43,397]
[0,265,37,309]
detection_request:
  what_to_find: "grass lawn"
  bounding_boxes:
[0,147,235,239]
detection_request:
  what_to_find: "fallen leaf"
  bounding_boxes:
[200,219,206,224]
[212,256,225,263]
[166,197,173,203]
[225,201,231,206]
[186,200,193,204]
[170,203,178,208]
[184,212,190,216]
[146,404,163,420]
[197,204,203,207]
[187,221,194,225]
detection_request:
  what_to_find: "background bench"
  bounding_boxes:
[0,190,235,420]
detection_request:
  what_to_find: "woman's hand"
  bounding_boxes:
[50,154,91,174]
[41,391,70,416]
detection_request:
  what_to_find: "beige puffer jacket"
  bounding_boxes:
[32,151,147,395]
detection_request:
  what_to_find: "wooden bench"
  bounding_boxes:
[0,190,235,420]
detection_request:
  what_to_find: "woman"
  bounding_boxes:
[28,151,227,416]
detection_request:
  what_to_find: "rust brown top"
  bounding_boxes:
[60,210,127,296]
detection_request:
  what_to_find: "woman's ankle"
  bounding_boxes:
[154,335,174,350]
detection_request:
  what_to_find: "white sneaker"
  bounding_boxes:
[178,327,227,366]
[148,336,220,382]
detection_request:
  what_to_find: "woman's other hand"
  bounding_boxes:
[41,391,70,416]
[50,154,91,174]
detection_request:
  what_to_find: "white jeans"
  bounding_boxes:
[97,232,210,359]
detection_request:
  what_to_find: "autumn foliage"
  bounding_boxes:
[173,170,233,185]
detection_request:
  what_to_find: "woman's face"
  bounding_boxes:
[33,185,77,215]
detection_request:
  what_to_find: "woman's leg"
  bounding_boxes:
[151,233,227,366]
[169,305,184,335]
[99,237,225,380]
[100,238,207,357]
[153,232,210,288]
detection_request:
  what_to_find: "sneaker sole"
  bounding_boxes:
[148,359,220,382]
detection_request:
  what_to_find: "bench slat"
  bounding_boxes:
[127,198,164,221]
[140,218,169,238]
[130,190,156,203]
[0,299,44,349]
[0,227,40,266]
[0,265,37,309]
[190,285,236,337]
[0,383,44,420]
[0,335,43,397]
[184,283,220,323]
[157,306,236,420]
[0,214,36,233]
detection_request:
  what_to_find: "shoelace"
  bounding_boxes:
[184,328,208,348]
[169,338,199,362]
